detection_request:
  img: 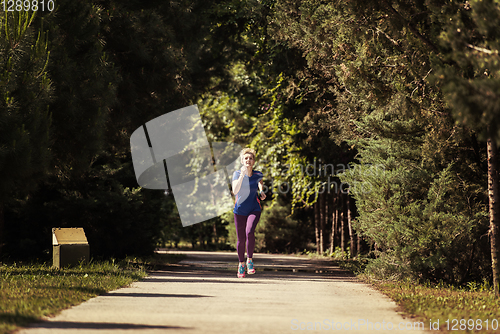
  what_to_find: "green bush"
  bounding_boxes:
[341,136,490,284]
[4,153,166,260]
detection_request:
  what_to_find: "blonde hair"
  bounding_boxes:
[240,148,256,160]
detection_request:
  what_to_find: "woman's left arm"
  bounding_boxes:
[258,179,266,200]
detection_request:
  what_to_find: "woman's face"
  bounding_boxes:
[241,153,255,168]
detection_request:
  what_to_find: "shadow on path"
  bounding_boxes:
[154,250,359,283]
[103,292,213,298]
[31,321,192,331]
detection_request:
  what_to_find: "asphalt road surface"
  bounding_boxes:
[18,251,428,333]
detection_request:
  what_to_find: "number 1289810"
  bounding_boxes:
[445,318,499,331]
[2,0,54,12]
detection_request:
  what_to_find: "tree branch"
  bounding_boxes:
[466,43,499,55]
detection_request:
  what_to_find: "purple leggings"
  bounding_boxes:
[234,211,261,262]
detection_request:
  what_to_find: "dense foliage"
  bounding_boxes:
[1,0,238,259]
[257,0,497,284]
[1,0,499,290]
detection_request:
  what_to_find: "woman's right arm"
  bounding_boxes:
[232,167,246,195]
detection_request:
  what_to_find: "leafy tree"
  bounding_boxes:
[265,0,491,282]
[197,0,358,254]
[96,0,261,250]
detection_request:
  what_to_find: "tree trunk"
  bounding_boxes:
[314,201,320,254]
[324,191,329,254]
[357,232,362,256]
[347,194,356,258]
[213,222,218,244]
[330,192,337,254]
[319,192,325,254]
[487,137,500,295]
[210,183,218,245]
[340,193,346,253]
[0,203,4,257]
[336,192,342,250]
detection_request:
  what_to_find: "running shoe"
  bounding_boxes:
[237,263,246,278]
[247,259,255,274]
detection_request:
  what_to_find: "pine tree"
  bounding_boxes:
[38,0,118,175]
[4,0,266,258]
[0,10,52,255]
[435,0,500,294]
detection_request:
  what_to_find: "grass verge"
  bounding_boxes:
[0,253,184,334]
[368,278,500,333]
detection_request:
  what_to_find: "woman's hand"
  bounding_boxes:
[258,180,266,200]
[240,165,248,176]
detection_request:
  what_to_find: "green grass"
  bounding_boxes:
[363,277,500,333]
[0,254,184,334]
[119,253,186,271]
[301,249,369,274]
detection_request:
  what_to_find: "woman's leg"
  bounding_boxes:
[234,213,247,263]
[245,211,261,260]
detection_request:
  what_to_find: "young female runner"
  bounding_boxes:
[232,148,266,278]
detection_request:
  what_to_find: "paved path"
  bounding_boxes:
[18,251,427,333]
